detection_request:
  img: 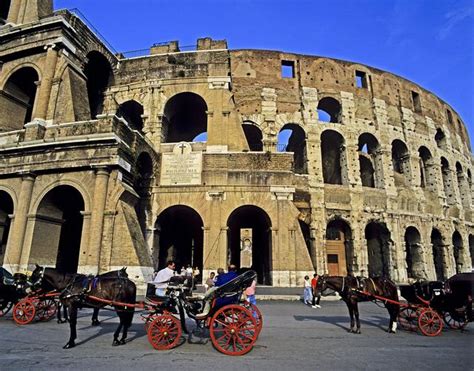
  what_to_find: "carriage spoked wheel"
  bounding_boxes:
[443,311,468,330]
[242,302,263,337]
[397,307,418,332]
[0,300,13,317]
[13,299,37,325]
[209,304,258,356]
[417,308,443,337]
[144,314,159,332]
[36,299,58,322]
[147,314,182,350]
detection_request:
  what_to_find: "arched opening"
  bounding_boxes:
[418,146,435,190]
[298,219,312,266]
[317,97,341,123]
[358,133,381,188]
[0,191,14,265]
[154,206,203,281]
[391,139,411,186]
[162,92,208,143]
[405,226,424,280]
[227,205,272,285]
[134,152,153,243]
[0,0,10,24]
[469,234,474,268]
[277,124,307,174]
[456,162,470,208]
[435,128,447,149]
[0,67,39,130]
[325,219,353,275]
[431,228,445,281]
[29,186,84,273]
[441,157,456,205]
[452,231,463,274]
[365,222,391,278]
[116,100,144,131]
[321,130,346,185]
[84,51,112,119]
[242,121,263,151]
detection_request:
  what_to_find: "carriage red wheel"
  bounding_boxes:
[243,302,263,336]
[398,307,418,332]
[144,314,159,332]
[209,304,257,356]
[147,314,182,350]
[443,311,468,330]
[36,299,58,321]
[0,301,13,317]
[418,308,443,337]
[13,299,36,325]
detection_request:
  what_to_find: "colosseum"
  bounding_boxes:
[0,1,472,292]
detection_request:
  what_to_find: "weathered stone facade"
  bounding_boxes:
[0,1,472,292]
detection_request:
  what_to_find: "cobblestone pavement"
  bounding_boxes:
[0,300,472,370]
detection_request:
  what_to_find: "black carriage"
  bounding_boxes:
[398,272,473,335]
[0,267,28,317]
[142,269,262,355]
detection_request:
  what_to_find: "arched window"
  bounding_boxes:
[321,130,346,184]
[317,97,341,123]
[242,121,263,151]
[391,139,411,186]
[162,92,207,143]
[418,146,435,191]
[452,231,463,274]
[0,67,39,130]
[431,229,444,281]
[277,124,307,174]
[441,157,456,205]
[435,128,447,149]
[358,133,381,188]
[116,100,144,131]
[84,51,113,119]
[405,227,424,280]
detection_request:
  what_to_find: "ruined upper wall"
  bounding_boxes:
[229,49,471,153]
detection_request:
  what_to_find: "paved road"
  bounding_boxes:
[0,300,472,370]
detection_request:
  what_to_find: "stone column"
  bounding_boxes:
[3,173,35,271]
[33,44,59,121]
[85,167,110,274]
[7,0,21,24]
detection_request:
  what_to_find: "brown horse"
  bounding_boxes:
[315,275,399,334]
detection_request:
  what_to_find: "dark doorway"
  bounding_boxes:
[117,100,144,131]
[134,152,153,243]
[431,228,445,281]
[321,130,345,184]
[277,124,307,174]
[242,122,263,151]
[227,205,272,285]
[365,222,391,278]
[29,186,84,273]
[154,206,203,281]
[0,0,10,24]
[84,51,112,118]
[469,234,474,269]
[326,219,353,275]
[452,231,463,274]
[0,191,14,265]
[405,226,424,280]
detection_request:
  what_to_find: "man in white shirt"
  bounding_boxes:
[153,261,176,296]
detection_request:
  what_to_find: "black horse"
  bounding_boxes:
[315,275,399,334]
[30,265,136,348]
[30,265,102,325]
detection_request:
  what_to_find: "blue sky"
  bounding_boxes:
[55,0,473,147]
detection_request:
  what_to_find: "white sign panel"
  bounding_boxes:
[160,142,202,186]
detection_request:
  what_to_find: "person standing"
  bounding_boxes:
[303,275,312,305]
[311,273,321,308]
[245,278,257,305]
[153,260,176,296]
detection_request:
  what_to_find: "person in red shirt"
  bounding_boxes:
[311,273,321,308]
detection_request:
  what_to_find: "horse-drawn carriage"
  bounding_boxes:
[142,269,262,355]
[12,290,60,325]
[398,272,473,336]
[29,265,262,355]
[0,267,29,317]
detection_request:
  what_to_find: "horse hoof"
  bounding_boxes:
[112,339,121,346]
[356,330,361,334]
[119,339,127,345]
[63,342,75,349]
[91,320,100,326]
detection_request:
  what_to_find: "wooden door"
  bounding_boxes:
[327,253,340,275]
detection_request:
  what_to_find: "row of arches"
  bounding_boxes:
[1,51,112,129]
[326,218,472,281]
